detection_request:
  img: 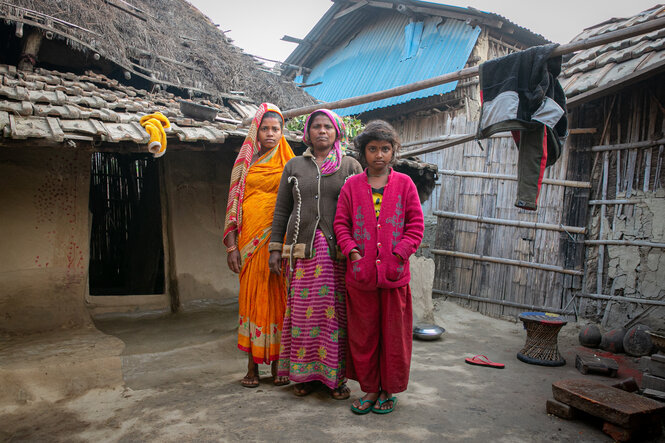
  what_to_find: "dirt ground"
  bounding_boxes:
[0,299,657,442]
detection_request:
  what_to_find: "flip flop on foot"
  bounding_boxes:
[351,394,378,415]
[464,354,505,369]
[240,374,259,388]
[371,395,397,414]
[330,383,351,400]
[293,382,316,396]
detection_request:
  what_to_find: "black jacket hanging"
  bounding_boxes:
[477,44,568,210]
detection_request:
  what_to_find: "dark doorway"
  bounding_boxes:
[89,152,165,295]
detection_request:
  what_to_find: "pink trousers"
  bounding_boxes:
[345,285,412,393]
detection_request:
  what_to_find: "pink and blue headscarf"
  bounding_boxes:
[302,109,348,176]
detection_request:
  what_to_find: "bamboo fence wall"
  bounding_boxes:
[392,34,579,319]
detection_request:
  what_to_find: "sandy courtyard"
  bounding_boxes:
[0,299,652,442]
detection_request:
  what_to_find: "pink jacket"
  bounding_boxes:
[334,169,424,289]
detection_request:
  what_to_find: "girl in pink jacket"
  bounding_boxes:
[334,120,424,414]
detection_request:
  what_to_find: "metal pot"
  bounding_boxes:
[178,100,218,121]
[413,324,445,341]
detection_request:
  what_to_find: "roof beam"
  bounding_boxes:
[282,35,307,45]
[333,0,368,20]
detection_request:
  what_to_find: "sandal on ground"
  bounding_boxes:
[293,382,316,396]
[330,383,351,400]
[351,397,376,415]
[464,354,505,369]
[240,375,259,388]
[371,396,397,414]
[273,375,290,386]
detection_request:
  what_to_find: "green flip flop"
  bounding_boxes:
[350,397,376,415]
[371,396,397,414]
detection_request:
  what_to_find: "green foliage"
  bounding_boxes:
[285,114,365,140]
[344,116,364,140]
[285,115,306,132]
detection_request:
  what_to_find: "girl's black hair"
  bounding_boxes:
[261,111,284,129]
[353,120,401,168]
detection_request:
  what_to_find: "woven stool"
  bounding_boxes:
[517,312,567,367]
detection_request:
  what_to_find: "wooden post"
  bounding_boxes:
[18,30,43,71]
[597,151,609,315]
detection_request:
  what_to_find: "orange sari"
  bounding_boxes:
[237,136,293,363]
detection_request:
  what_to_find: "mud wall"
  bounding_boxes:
[601,191,665,329]
[164,150,239,308]
[0,147,93,334]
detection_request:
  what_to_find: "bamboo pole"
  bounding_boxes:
[569,128,597,134]
[401,128,596,151]
[433,210,586,234]
[596,151,609,314]
[431,249,584,276]
[276,16,665,120]
[588,199,643,205]
[402,128,597,149]
[399,133,477,157]
[574,292,665,307]
[591,138,665,152]
[585,239,665,248]
[401,132,511,148]
[437,169,591,188]
[432,289,575,315]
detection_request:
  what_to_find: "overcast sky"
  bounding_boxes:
[187,0,660,64]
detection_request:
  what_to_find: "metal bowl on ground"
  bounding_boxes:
[413,324,445,341]
[178,99,218,121]
[647,330,665,354]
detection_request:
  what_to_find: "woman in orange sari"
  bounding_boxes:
[223,103,294,387]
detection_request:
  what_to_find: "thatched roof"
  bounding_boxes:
[0,0,317,110]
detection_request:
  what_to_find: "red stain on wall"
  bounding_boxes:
[32,153,84,273]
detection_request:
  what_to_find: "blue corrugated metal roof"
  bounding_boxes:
[296,13,481,116]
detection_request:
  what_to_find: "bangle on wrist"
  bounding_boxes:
[226,244,238,253]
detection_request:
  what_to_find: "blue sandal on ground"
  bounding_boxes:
[350,397,376,415]
[371,396,397,414]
